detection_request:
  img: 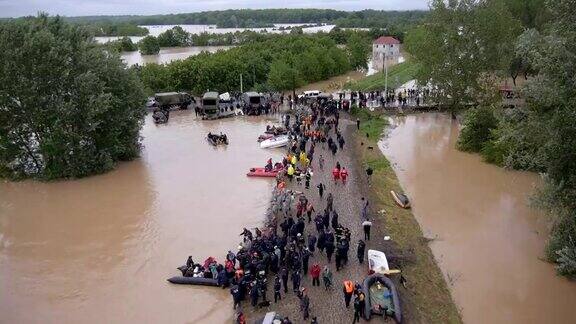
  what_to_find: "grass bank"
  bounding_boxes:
[345,60,421,91]
[350,108,462,324]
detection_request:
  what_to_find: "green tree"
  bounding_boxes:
[139,35,160,55]
[112,36,138,52]
[346,33,370,69]
[267,59,303,98]
[0,15,146,179]
[157,26,191,47]
[405,0,522,110]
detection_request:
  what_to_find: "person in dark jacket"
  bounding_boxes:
[301,248,311,275]
[307,234,317,253]
[299,289,310,320]
[291,270,301,292]
[250,283,259,307]
[274,275,282,303]
[280,266,289,293]
[316,183,325,198]
[357,240,366,264]
[331,211,339,230]
[230,284,241,309]
[353,295,362,323]
[325,240,335,263]
[322,209,330,229]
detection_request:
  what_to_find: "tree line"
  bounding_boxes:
[135,32,370,95]
[405,0,576,278]
[64,9,428,36]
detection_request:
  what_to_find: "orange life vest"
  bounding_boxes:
[344,280,354,293]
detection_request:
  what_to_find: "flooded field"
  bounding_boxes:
[119,45,233,66]
[0,112,283,323]
[379,113,576,324]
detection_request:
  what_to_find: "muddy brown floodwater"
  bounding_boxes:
[0,111,283,323]
[379,113,576,324]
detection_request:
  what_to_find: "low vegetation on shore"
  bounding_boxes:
[350,107,462,323]
[344,60,420,91]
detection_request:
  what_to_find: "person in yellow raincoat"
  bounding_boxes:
[299,151,307,164]
[291,155,297,166]
[287,164,295,181]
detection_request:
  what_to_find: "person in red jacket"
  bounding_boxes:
[310,264,321,287]
[340,167,349,184]
[332,167,340,184]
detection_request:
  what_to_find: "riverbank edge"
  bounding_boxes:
[350,109,463,323]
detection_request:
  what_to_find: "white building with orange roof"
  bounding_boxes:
[372,36,401,71]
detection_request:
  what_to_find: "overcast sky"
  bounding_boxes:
[0,0,430,18]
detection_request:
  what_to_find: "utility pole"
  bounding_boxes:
[240,74,243,93]
[383,52,388,107]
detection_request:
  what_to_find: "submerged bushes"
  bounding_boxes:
[457,106,498,153]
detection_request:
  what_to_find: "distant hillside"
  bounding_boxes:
[63,9,428,29]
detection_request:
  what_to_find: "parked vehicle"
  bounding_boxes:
[202,92,220,116]
[154,92,194,110]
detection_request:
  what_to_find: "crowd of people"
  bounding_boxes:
[178,96,386,324]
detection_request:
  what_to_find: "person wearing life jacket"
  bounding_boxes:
[343,280,355,308]
[291,155,297,166]
[287,164,295,181]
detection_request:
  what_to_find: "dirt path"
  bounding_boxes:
[245,116,394,323]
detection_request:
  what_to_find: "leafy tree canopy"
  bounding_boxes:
[0,15,146,180]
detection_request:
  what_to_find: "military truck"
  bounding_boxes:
[201,92,220,116]
[242,92,266,115]
[154,92,194,110]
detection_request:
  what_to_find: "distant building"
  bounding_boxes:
[372,36,401,71]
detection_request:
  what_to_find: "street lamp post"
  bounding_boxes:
[383,51,388,107]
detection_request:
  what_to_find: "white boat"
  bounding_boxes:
[260,135,289,149]
[368,249,390,274]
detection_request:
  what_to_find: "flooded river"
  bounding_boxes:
[380,113,576,324]
[0,112,282,323]
[119,45,233,66]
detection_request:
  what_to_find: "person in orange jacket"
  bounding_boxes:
[343,280,354,307]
